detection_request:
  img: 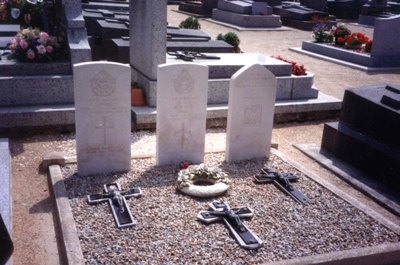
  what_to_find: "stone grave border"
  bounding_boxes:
[0,138,12,265]
[290,44,400,72]
[204,18,291,31]
[294,144,400,217]
[132,93,342,130]
[43,148,400,265]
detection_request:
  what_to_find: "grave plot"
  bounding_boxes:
[52,150,400,264]
[291,15,400,71]
[210,0,282,29]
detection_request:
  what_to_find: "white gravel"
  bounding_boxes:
[61,130,399,264]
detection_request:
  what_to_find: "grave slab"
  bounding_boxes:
[156,63,209,165]
[217,0,253,14]
[212,8,281,28]
[48,145,400,264]
[74,62,131,176]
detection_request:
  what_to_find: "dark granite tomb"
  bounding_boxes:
[82,5,234,62]
[273,2,334,30]
[327,0,367,19]
[179,0,218,16]
[107,37,234,63]
[321,84,400,193]
[358,0,395,25]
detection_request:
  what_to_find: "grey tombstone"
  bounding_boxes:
[74,62,131,176]
[300,0,328,11]
[156,63,209,165]
[130,0,167,107]
[61,0,91,64]
[226,64,277,162]
[370,15,400,63]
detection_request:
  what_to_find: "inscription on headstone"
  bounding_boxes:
[156,63,209,165]
[74,62,131,176]
[226,64,277,162]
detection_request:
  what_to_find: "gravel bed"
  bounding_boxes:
[62,150,399,264]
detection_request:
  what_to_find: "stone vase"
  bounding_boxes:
[131,85,145,106]
[291,72,318,99]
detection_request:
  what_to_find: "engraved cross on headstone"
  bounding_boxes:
[88,183,142,228]
[197,200,263,250]
[96,116,113,145]
[254,168,308,204]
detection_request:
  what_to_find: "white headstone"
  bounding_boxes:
[156,63,209,165]
[74,62,131,176]
[226,63,277,162]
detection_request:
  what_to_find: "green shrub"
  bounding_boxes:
[217,32,241,53]
[179,16,201,29]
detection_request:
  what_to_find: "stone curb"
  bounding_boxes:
[289,47,400,73]
[271,148,400,235]
[46,149,400,265]
[46,153,84,265]
[294,144,400,217]
[269,148,400,264]
[0,138,12,265]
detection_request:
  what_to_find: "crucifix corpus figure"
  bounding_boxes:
[87,183,142,228]
[197,200,263,250]
[254,168,308,204]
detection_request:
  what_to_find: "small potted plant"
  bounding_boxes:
[131,82,145,106]
[217,32,241,53]
[179,16,201,29]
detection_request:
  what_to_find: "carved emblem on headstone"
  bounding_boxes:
[174,69,194,94]
[244,105,262,125]
[91,69,116,96]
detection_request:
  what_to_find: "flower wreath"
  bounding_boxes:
[176,164,230,198]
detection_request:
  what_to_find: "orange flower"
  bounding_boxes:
[337,37,344,43]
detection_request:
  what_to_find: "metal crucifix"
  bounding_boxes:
[254,168,308,204]
[197,200,263,250]
[87,183,142,228]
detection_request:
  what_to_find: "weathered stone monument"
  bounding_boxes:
[226,64,277,162]
[212,0,282,28]
[156,63,209,165]
[60,0,91,64]
[327,0,367,19]
[299,15,400,68]
[358,0,393,25]
[321,83,400,193]
[130,0,167,107]
[369,15,400,66]
[273,1,333,30]
[74,62,131,176]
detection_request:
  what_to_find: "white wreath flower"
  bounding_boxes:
[177,164,230,198]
